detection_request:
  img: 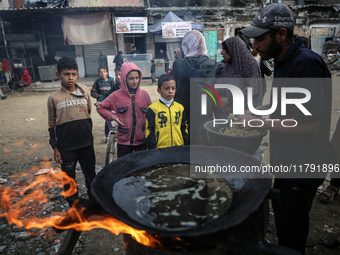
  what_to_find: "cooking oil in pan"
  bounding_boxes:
[113,164,233,231]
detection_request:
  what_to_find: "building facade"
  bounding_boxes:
[0,0,338,79]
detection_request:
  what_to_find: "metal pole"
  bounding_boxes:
[0,15,10,61]
[111,12,118,54]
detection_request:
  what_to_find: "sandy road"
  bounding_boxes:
[0,77,340,254]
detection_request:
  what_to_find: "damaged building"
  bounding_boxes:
[0,0,338,80]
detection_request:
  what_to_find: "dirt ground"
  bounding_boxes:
[0,78,340,254]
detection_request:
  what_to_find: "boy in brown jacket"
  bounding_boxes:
[47,57,96,206]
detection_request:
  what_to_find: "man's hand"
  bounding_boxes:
[221,97,229,107]
[54,147,63,164]
[217,97,231,114]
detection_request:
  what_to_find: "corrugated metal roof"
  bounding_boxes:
[0,4,339,19]
[290,4,340,8]
[1,4,339,12]
[0,5,147,18]
[1,5,146,11]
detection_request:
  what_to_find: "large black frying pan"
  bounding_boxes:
[91,145,271,237]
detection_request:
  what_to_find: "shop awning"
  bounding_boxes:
[148,11,203,34]
[62,12,114,45]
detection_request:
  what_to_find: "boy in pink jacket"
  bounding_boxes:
[97,63,151,158]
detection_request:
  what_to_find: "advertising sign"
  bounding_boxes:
[161,22,192,38]
[115,17,148,33]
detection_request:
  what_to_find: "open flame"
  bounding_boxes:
[0,159,162,248]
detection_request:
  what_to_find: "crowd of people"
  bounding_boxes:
[0,56,33,98]
[43,3,338,255]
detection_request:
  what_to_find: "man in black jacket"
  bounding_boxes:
[130,46,140,54]
[98,51,108,70]
[239,4,336,254]
[113,51,124,69]
[150,59,156,84]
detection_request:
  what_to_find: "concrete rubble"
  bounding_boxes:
[325,55,340,76]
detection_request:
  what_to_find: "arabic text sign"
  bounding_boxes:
[162,22,192,38]
[115,17,148,33]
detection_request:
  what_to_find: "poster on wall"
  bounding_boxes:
[115,17,148,33]
[162,22,192,38]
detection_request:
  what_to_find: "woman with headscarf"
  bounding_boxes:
[174,48,183,60]
[168,48,183,75]
[217,36,262,118]
[172,30,217,144]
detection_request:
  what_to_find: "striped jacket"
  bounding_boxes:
[146,100,188,149]
[47,83,93,152]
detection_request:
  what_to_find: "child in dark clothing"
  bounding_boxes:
[150,59,156,85]
[8,72,19,92]
[47,57,96,207]
[91,67,115,99]
[91,67,115,139]
[97,67,122,136]
[98,67,121,102]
